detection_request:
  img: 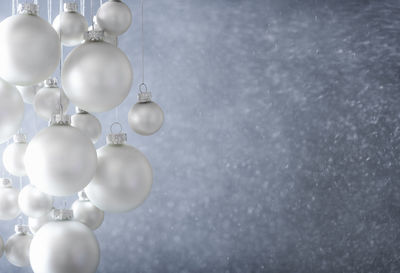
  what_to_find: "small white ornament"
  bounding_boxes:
[18,184,53,218]
[5,225,32,267]
[96,0,132,36]
[28,208,54,234]
[71,108,102,144]
[72,191,104,230]
[2,134,28,177]
[0,178,20,220]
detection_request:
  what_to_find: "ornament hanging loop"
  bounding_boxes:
[110,122,123,134]
[139,83,148,93]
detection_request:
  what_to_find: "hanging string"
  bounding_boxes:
[47,0,52,23]
[80,0,85,16]
[141,0,145,85]
[90,0,94,28]
[12,0,16,15]
[59,0,64,114]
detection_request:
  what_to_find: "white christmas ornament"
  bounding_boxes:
[62,30,133,112]
[16,85,37,104]
[0,235,4,258]
[5,225,32,267]
[24,114,97,196]
[85,128,153,212]
[34,78,69,120]
[71,107,102,144]
[0,78,24,144]
[30,209,100,273]
[52,3,88,47]
[28,209,54,234]
[0,178,20,220]
[18,184,53,218]
[72,191,104,230]
[0,3,60,86]
[128,90,164,136]
[96,0,132,36]
[2,134,28,177]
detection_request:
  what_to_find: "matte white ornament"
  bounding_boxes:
[0,235,4,258]
[33,78,69,120]
[0,78,24,144]
[28,209,54,234]
[128,91,164,136]
[96,0,132,36]
[30,209,100,273]
[62,30,133,112]
[5,225,32,267]
[85,129,153,212]
[24,114,97,196]
[0,178,20,220]
[53,3,88,47]
[71,108,102,144]
[2,134,28,177]
[72,191,104,230]
[16,85,37,104]
[0,3,61,86]
[18,184,53,218]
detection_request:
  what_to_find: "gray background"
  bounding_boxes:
[1,0,400,272]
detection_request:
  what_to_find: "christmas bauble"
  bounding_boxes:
[0,78,24,144]
[18,184,53,218]
[5,225,32,267]
[96,0,132,36]
[52,3,88,46]
[2,134,28,177]
[0,3,60,86]
[0,235,4,258]
[71,108,102,144]
[85,132,153,212]
[30,214,100,273]
[16,85,37,104]
[34,78,69,120]
[72,192,104,230]
[0,178,20,220]
[62,31,133,112]
[24,116,97,196]
[28,209,54,234]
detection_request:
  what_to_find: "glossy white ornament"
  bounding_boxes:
[28,209,54,234]
[2,134,28,177]
[62,31,133,112]
[96,0,132,36]
[0,235,4,258]
[18,184,53,218]
[72,192,104,230]
[5,225,32,267]
[71,108,102,144]
[0,178,20,220]
[16,85,36,104]
[85,131,153,212]
[53,3,88,46]
[25,116,97,196]
[34,78,69,120]
[0,4,61,86]
[128,92,164,136]
[0,78,24,144]
[30,210,100,273]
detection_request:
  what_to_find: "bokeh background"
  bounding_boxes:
[1,0,400,272]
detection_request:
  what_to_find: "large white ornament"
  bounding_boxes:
[71,108,102,144]
[18,184,53,218]
[72,191,104,230]
[16,85,37,104]
[30,209,100,273]
[2,134,28,177]
[52,3,88,47]
[24,115,97,196]
[128,91,164,136]
[0,3,60,86]
[0,78,24,144]
[0,235,4,258]
[62,30,133,112]
[5,225,32,267]
[85,131,153,212]
[0,178,20,220]
[28,209,54,234]
[96,0,132,36]
[34,78,69,120]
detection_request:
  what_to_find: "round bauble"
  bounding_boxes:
[0,78,24,144]
[2,134,28,176]
[0,178,20,220]
[25,116,97,196]
[16,85,37,104]
[62,31,133,112]
[72,192,104,230]
[0,235,4,258]
[30,215,100,273]
[18,184,53,218]
[53,3,88,46]
[85,132,153,212]
[5,225,32,267]
[71,108,102,144]
[96,0,132,36]
[34,78,69,120]
[28,209,54,234]
[0,3,61,86]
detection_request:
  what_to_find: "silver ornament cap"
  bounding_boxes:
[14,224,29,235]
[64,2,78,12]
[13,133,26,143]
[84,30,105,42]
[106,133,127,145]
[49,113,71,126]
[137,92,152,103]
[52,209,73,221]
[17,3,39,15]
[0,178,12,188]
[44,78,58,88]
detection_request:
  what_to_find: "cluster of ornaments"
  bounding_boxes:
[0,1,164,273]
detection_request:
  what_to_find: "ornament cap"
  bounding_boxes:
[107,133,127,145]
[84,30,105,42]
[49,114,71,126]
[138,92,152,103]
[44,78,58,88]
[0,178,12,188]
[78,191,89,201]
[13,133,27,143]
[15,224,29,235]
[17,3,39,15]
[64,2,78,12]
[75,107,88,114]
[52,209,73,221]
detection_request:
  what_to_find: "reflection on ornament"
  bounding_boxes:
[96,0,132,36]
[28,209,54,234]
[72,191,104,230]
[5,225,32,267]
[18,184,53,218]
[71,107,102,144]
[2,134,28,177]
[0,178,20,220]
